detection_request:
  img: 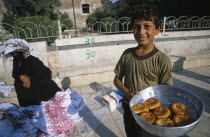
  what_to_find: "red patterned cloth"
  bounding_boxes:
[32,88,86,136]
[0,88,85,137]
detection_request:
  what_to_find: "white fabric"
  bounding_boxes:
[32,88,86,135]
[0,88,86,136]
[0,82,14,97]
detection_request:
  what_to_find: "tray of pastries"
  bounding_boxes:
[129,85,205,137]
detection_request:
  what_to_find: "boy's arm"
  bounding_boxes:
[114,48,139,100]
[114,76,139,100]
[159,57,173,85]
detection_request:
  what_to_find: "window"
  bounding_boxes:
[82,4,90,13]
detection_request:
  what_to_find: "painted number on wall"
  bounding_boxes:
[85,38,95,45]
[86,50,96,59]
[85,38,96,59]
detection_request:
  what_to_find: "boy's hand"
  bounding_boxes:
[20,75,31,88]
[125,90,140,100]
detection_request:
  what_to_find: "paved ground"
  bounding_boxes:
[2,66,210,137]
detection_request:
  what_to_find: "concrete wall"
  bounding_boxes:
[51,30,210,69]
[47,30,210,87]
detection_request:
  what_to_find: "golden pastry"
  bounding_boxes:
[154,118,174,127]
[145,98,161,109]
[173,114,195,126]
[170,103,189,115]
[138,111,156,124]
[132,103,149,114]
[153,107,171,118]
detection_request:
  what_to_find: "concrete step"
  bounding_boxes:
[53,52,210,88]
[57,62,116,78]
[171,52,210,71]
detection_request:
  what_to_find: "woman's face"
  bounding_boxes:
[11,52,19,57]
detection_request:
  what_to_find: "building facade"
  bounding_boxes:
[59,0,112,28]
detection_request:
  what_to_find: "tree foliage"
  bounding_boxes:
[59,12,73,31]
[87,8,117,21]
[14,16,58,44]
[21,0,61,19]
[1,0,73,43]
[0,0,6,15]
[113,0,209,18]
[86,8,118,33]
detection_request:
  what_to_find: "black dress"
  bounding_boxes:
[12,55,61,107]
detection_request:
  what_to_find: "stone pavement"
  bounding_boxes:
[2,65,210,137]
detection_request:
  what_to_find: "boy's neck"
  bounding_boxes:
[135,44,155,56]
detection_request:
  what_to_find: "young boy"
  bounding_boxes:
[114,5,172,137]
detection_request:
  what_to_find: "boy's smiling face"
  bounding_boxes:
[133,18,160,47]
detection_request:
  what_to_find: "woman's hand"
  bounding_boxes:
[20,75,31,88]
[23,82,31,88]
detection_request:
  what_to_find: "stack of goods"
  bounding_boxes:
[132,98,195,127]
[102,95,117,111]
[109,91,123,108]
[102,90,123,111]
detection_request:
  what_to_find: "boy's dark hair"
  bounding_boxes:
[130,4,161,29]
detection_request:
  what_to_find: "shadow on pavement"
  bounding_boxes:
[172,55,210,84]
[171,55,186,72]
[61,77,71,90]
[77,106,118,137]
[174,69,210,84]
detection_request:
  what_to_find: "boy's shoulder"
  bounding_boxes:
[155,49,171,62]
[156,50,169,58]
[122,47,135,55]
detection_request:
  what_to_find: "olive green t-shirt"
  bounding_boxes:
[114,47,173,92]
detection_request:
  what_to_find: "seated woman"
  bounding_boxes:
[3,38,61,107]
